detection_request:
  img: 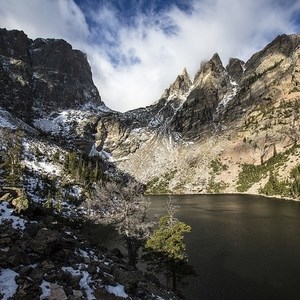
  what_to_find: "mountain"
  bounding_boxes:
[0,28,103,118]
[94,34,300,196]
[1,28,300,199]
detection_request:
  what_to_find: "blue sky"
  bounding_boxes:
[1,0,300,111]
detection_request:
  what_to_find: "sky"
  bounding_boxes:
[0,0,300,112]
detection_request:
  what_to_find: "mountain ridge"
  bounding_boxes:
[1,29,300,198]
[93,33,300,196]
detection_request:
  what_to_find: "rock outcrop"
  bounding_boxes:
[0,28,103,123]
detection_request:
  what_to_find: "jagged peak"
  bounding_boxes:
[181,67,189,77]
[267,34,300,52]
[211,53,223,65]
[178,67,192,84]
[194,52,225,84]
[160,68,192,100]
[226,58,245,82]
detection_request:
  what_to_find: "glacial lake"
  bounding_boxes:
[147,194,300,300]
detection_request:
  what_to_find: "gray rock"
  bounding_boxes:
[49,283,68,300]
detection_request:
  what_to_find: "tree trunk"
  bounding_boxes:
[172,269,177,291]
[126,237,136,268]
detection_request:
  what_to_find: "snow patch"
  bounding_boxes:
[0,113,17,129]
[24,159,60,175]
[0,269,18,300]
[106,284,128,298]
[40,280,51,300]
[80,271,95,300]
[0,108,24,130]
[78,249,89,259]
[0,202,27,230]
[34,118,60,133]
[215,80,238,115]
[33,108,99,137]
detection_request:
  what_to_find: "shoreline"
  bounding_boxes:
[146,192,300,202]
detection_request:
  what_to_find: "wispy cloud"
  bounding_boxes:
[0,0,300,111]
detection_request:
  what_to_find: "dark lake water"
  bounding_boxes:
[148,194,300,300]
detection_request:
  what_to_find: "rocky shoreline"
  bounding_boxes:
[0,192,177,300]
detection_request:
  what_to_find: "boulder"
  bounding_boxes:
[30,228,61,255]
[48,283,68,300]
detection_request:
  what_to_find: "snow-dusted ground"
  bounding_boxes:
[0,201,27,230]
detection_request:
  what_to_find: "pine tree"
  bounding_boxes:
[144,200,192,291]
[2,129,24,187]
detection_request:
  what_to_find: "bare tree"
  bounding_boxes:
[85,180,154,267]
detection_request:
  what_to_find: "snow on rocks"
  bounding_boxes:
[25,159,60,176]
[215,80,238,114]
[0,201,27,230]
[39,280,51,300]
[23,138,64,177]
[0,214,177,300]
[0,108,36,132]
[0,268,18,300]
[106,284,128,298]
[62,265,96,300]
[0,109,17,129]
[33,109,98,137]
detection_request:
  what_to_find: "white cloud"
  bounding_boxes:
[0,0,300,112]
[0,0,89,41]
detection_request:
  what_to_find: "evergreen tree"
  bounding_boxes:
[2,129,24,187]
[144,200,193,292]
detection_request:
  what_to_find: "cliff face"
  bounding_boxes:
[0,28,102,123]
[224,34,300,121]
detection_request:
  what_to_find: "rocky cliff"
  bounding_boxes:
[94,34,300,197]
[0,28,106,148]
[0,28,102,119]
